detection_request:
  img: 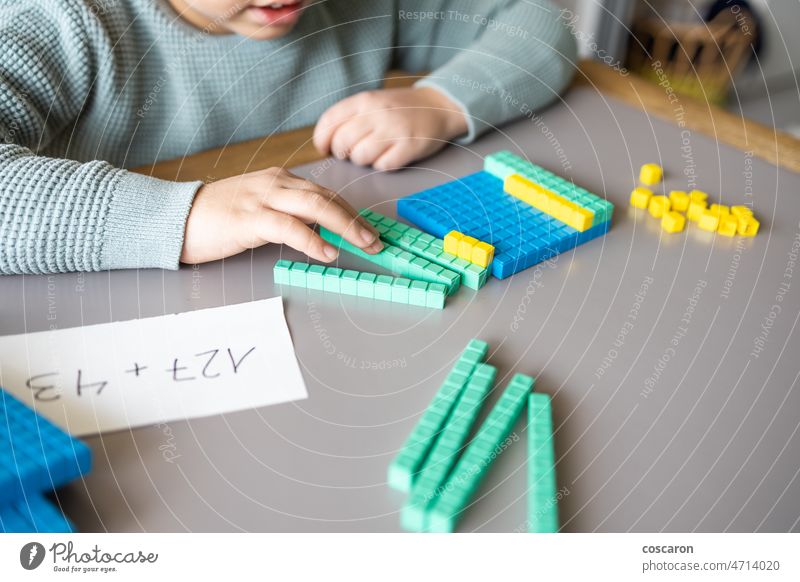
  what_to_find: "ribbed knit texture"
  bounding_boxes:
[0,0,576,274]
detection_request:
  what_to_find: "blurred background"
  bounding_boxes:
[554,0,800,136]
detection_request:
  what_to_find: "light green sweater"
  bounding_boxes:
[0,0,576,274]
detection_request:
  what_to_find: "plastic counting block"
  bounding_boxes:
[426,373,534,532]
[0,494,75,533]
[738,216,760,237]
[357,272,377,298]
[340,270,359,294]
[718,215,739,237]
[687,199,709,222]
[443,231,462,256]
[359,210,489,289]
[273,259,292,284]
[391,278,411,303]
[0,389,92,505]
[689,190,709,203]
[319,227,461,295]
[484,150,523,180]
[648,195,670,218]
[505,174,594,232]
[472,242,495,269]
[446,230,495,269]
[698,209,722,231]
[630,187,653,209]
[661,211,686,233]
[668,190,690,212]
[709,203,729,216]
[639,163,663,185]
[731,205,753,218]
[484,151,614,226]
[273,261,447,309]
[305,264,326,290]
[398,171,611,279]
[387,340,489,492]
[401,364,497,532]
[323,267,342,292]
[527,393,559,533]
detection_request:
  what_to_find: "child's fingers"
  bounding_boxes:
[264,188,382,252]
[276,177,380,243]
[260,210,339,263]
[349,134,393,167]
[313,96,361,154]
[373,143,413,172]
[330,121,372,160]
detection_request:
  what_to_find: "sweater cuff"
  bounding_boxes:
[415,59,507,145]
[102,171,201,270]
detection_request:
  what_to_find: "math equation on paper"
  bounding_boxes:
[0,297,307,436]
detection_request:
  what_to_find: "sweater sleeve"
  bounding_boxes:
[0,0,200,275]
[394,0,577,143]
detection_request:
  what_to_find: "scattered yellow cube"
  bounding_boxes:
[698,209,722,231]
[661,211,686,233]
[648,195,671,218]
[687,200,709,222]
[718,215,739,237]
[443,231,462,256]
[640,163,663,185]
[472,242,495,268]
[668,190,690,212]
[689,190,709,204]
[709,204,730,215]
[738,216,760,237]
[630,187,653,209]
[731,205,753,218]
[458,235,479,261]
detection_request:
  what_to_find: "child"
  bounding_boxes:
[0,0,576,275]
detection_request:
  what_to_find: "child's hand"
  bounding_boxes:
[313,87,468,171]
[180,167,382,264]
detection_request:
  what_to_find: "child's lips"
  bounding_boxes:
[248,2,304,27]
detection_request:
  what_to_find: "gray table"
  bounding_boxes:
[2,88,798,532]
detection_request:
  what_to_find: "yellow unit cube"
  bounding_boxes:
[731,205,753,218]
[668,190,690,212]
[458,236,478,261]
[648,195,671,218]
[689,190,709,203]
[472,242,495,268]
[630,187,653,209]
[687,200,709,222]
[738,216,760,237]
[443,231,462,256]
[639,163,663,185]
[661,211,686,233]
[709,204,730,215]
[698,209,722,231]
[718,215,739,237]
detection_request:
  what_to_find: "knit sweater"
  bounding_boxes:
[0,0,576,274]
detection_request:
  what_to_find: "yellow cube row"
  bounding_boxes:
[504,174,594,232]
[695,204,759,236]
[444,231,495,268]
[631,187,759,237]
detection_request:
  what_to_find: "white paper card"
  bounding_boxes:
[0,297,307,436]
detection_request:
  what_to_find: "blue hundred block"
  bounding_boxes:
[0,389,92,503]
[0,494,75,533]
[398,171,611,279]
